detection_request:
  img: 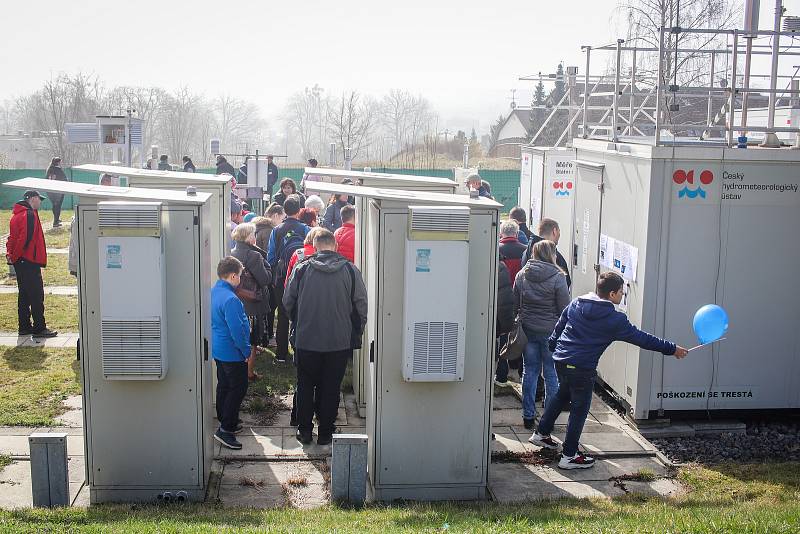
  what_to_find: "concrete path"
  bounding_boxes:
[0,285,78,295]
[0,384,679,509]
[0,333,79,347]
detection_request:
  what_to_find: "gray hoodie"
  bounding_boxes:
[283,250,368,352]
[513,259,571,335]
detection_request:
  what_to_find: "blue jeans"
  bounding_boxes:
[537,363,596,457]
[521,330,559,420]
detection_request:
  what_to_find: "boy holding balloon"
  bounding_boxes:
[530,272,689,469]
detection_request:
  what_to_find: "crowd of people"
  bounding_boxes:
[211,175,363,451]
[495,209,688,470]
[4,158,691,470]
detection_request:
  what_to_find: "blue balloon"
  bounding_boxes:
[692,304,729,344]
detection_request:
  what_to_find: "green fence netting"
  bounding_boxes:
[0,167,520,213]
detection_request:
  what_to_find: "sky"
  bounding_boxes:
[2,0,798,135]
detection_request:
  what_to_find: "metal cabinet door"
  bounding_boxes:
[572,162,605,297]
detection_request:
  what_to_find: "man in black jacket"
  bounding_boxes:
[522,218,571,289]
[182,155,196,173]
[266,156,278,198]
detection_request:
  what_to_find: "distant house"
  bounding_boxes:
[490,107,535,158]
[0,132,55,169]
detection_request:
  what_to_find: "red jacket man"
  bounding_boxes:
[333,205,356,263]
[5,191,56,337]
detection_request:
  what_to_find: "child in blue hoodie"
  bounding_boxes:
[529,272,688,469]
[211,256,252,450]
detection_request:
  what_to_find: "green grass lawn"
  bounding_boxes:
[0,209,74,249]
[0,463,798,532]
[0,294,78,332]
[0,347,80,426]
[0,254,75,287]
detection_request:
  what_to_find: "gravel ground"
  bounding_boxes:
[653,420,800,464]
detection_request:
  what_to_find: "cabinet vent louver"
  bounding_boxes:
[410,210,469,233]
[99,208,160,229]
[101,320,163,378]
[412,321,459,377]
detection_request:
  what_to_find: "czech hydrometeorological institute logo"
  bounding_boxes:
[673,169,714,199]
[552,180,573,197]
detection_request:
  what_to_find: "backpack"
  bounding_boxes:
[273,222,307,283]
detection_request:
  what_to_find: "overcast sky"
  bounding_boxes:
[2,0,796,134]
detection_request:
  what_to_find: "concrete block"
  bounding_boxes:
[689,420,746,436]
[331,434,367,504]
[638,423,696,439]
[28,433,69,507]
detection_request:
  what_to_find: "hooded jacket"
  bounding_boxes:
[6,201,47,267]
[216,159,236,177]
[254,218,275,252]
[283,250,368,352]
[514,260,570,335]
[549,293,677,370]
[334,222,355,262]
[496,261,515,335]
[211,279,251,362]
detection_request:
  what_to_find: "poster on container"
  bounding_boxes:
[599,234,638,281]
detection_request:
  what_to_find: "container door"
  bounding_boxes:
[571,162,605,297]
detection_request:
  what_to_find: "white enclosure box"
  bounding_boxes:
[402,206,469,382]
[303,168,460,416]
[246,158,268,188]
[519,145,576,275]
[98,202,167,380]
[304,181,500,502]
[2,178,216,504]
[571,138,800,419]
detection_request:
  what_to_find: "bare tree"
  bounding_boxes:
[14,73,104,164]
[213,95,264,155]
[283,90,318,159]
[327,91,376,161]
[158,87,207,162]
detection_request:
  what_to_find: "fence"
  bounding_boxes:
[0,167,521,213]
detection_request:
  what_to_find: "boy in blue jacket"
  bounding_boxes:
[530,272,688,469]
[211,256,252,450]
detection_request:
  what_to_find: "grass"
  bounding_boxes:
[1,254,75,287]
[0,209,74,249]
[0,294,78,332]
[0,455,10,469]
[0,347,80,426]
[0,463,798,532]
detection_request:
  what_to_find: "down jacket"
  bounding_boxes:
[513,259,570,335]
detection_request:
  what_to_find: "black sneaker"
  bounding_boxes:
[296,429,312,445]
[31,328,58,338]
[317,434,332,446]
[523,418,535,430]
[558,452,596,470]
[214,429,242,450]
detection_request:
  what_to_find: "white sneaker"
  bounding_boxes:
[494,379,510,388]
[558,453,596,470]
[528,432,560,450]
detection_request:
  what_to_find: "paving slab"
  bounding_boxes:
[489,463,626,502]
[217,434,283,459]
[280,434,331,459]
[221,461,326,486]
[527,457,669,483]
[492,395,521,409]
[550,430,649,455]
[0,459,85,509]
[54,410,84,428]
[492,433,529,454]
[0,434,83,457]
[217,484,286,508]
[283,483,328,509]
[623,478,684,498]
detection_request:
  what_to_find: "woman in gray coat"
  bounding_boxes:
[514,240,571,429]
[231,223,272,381]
